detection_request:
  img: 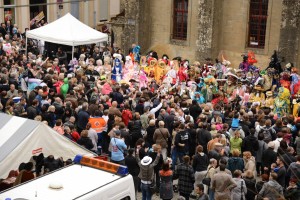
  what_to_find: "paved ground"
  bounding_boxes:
[136,190,180,200]
[136,180,180,200]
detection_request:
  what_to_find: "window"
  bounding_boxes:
[248,0,269,48]
[4,0,15,23]
[172,0,188,40]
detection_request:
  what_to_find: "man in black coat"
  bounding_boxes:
[0,23,7,38]
[189,100,202,123]
[242,128,259,156]
[196,122,212,154]
[262,141,277,173]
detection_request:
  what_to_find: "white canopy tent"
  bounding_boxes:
[26,13,108,58]
[0,113,96,179]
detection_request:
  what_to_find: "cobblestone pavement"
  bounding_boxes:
[136,191,180,200]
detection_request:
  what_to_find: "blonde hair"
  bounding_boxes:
[149,119,155,126]
[81,130,88,137]
[243,151,252,159]
[48,105,55,112]
[232,149,240,157]
[244,170,254,178]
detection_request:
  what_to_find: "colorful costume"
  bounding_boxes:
[111,56,122,83]
[133,45,141,62]
[139,70,148,91]
[290,68,300,96]
[274,87,290,117]
[264,91,275,109]
[249,85,266,107]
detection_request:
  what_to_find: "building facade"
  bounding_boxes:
[0,0,120,33]
[111,0,300,68]
[1,0,299,68]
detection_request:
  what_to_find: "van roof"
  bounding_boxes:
[0,164,123,200]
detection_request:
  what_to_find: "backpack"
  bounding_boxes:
[259,128,272,143]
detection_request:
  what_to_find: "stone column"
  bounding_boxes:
[278,0,300,66]
[196,0,214,63]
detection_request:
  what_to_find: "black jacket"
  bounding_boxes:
[164,113,175,134]
[262,148,277,170]
[125,155,140,176]
[27,105,38,120]
[242,134,259,156]
[77,137,94,150]
[192,153,209,172]
[189,104,202,121]
[196,128,212,154]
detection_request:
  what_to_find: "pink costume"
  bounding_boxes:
[139,70,148,91]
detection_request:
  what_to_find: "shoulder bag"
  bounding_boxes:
[202,167,213,186]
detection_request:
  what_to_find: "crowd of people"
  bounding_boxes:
[0,18,300,200]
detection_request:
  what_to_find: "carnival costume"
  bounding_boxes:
[274,87,290,117]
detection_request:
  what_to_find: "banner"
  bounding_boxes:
[30,11,45,25]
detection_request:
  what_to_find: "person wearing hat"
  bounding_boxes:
[110,129,127,165]
[262,141,277,174]
[136,147,161,200]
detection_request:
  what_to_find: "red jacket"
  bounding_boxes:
[122,109,132,126]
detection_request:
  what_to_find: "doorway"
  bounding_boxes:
[29,0,47,22]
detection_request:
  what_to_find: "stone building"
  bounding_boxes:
[111,0,300,68]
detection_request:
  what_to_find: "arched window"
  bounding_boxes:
[173,0,189,40]
[248,0,269,48]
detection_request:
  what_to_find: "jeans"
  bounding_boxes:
[171,148,185,169]
[209,188,215,200]
[141,182,152,200]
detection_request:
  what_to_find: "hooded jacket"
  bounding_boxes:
[258,180,283,200]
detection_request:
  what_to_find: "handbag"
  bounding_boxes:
[202,167,213,186]
[147,166,156,194]
[114,138,128,156]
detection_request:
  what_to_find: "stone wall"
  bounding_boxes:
[196,0,214,62]
[279,0,300,66]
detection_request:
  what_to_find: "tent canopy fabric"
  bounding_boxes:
[26,13,108,46]
[0,113,95,179]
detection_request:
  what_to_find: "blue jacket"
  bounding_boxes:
[110,137,127,161]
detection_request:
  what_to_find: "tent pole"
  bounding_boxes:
[25,37,28,57]
[72,46,74,60]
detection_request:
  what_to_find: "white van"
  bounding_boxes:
[0,155,135,200]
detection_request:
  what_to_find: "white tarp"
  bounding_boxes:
[0,113,95,179]
[26,13,108,46]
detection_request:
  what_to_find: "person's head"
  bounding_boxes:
[243,151,252,160]
[149,119,155,126]
[244,170,254,178]
[289,178,297,186]
[64,126,71,134]
[183,155,190,164]
[219,163,226,171]
[234,130,240,138]
[48,105,55,112]
[55,119,62,126]
[196,145,203,154]
[162,161,170,171]
[232,149,240,157]
[233,170,242,178]
[276,157,284,166]
[209,158,217,167]
[24,162,34,171]
[9,84,15,91]
[269,172,278,180]
[261,174,269,182]
[128,148,134,156]
[81,130,88,137]
[86,123,92,130]
[158,121,165,128]
[195,183,205,195]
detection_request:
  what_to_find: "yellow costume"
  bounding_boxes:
[249,86,266,107]
[264,91,274,109]
[154,60,166,84]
